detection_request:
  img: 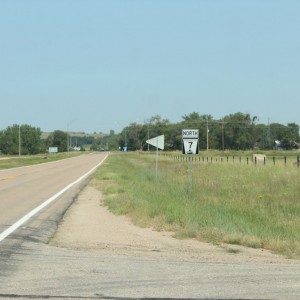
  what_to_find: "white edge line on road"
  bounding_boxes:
[0,153,109,243]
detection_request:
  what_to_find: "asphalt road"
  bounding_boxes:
[0,153,108,239]
[0,153,300,300]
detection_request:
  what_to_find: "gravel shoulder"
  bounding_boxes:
[50,184,299,264]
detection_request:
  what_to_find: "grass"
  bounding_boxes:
[93,151,300,259]
[0,152,82,169]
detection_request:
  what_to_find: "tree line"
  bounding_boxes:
[0,126,90,155]
[92,112,300,151]
[1,112,299,155]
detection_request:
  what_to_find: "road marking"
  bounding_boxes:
[0,174,22,181]
[0,154,109,243]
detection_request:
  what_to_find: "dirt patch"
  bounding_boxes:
[51,185,299,264]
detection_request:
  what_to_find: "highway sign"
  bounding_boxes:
[182,129,199,139]
[182,129,199,190]
[182,129,199,154]
[183,139,199,155]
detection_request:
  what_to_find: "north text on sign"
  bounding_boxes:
[182,129,199,139]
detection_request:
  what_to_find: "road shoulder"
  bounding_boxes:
[50,183,299,264]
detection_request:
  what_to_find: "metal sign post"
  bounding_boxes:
[182,129,199,191]
[146,135,164,178]
[189,155,193,190]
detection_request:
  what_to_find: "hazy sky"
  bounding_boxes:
[1,0,299,133]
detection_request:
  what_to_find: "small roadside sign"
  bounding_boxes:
[182,129,199,191]
[146,135,164,150]
[48,147,58,153]
[146,135,165,178]
[182,129,199,155]
[183,139,199,155]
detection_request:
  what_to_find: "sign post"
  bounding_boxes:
[182,129,199,191]
[146,135,164,178]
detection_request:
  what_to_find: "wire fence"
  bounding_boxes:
[163,153,300,167]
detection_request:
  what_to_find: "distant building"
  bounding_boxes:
[275,140,281,150]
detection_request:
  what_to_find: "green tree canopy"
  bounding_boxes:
[0,124,42,155]
[46,130,68,152]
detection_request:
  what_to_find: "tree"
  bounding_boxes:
[182,112,202,122]
[91,132,120,151]
[222,113,253,150]
[276,123,300,150]
[113,112,300,152]
[21,125,43,154]
[119,123,144,151]
[117,116,172,151]
[0,124,42,155]
[46,130,68,152]
[287,123,299,142]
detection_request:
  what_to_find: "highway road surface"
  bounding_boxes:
[0,153,108,242]
[1,152,300,300]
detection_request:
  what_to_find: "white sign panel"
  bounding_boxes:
[183,139,199,155]
[182,129,199,139]
[146,135,164,150]
[182,129,199,155]
[48,147,58,153]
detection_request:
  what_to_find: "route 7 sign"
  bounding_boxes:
[182,129,199,154]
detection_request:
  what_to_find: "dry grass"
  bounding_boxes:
[93,152,300,259]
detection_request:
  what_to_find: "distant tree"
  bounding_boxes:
[21,125,43,154]
[0,124,42,155]
[182,112,202,122]
[275,123,300,150]
[113,112,300,152]
[119,123,144,150]
[222,113,252,150]
[91,132,120,151]
[0,125,19,154]
[46,130,68,152]
[287,123,300,142]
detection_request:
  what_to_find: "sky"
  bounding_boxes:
[0,0,300,134]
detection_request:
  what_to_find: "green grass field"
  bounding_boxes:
[93,151,300,259]
[0,152,82,169]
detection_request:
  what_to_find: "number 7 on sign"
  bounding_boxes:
[183,139,199,154]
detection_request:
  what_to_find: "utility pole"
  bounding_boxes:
[125,128,127,150]
[147,124,150,151]
[67,123,70,153]
[222,119,225,151]
[268,118,271,148]
[18,125,21,156]
[67,119,76,153]
[206,120,209,151]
